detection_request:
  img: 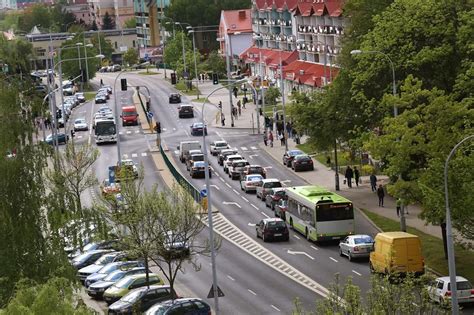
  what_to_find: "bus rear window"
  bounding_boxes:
[316,203,354,221]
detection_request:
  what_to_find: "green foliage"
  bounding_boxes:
[1,277,94,314]
[0,36,33,75]
[102,12,115,30]
[0,12,20,31]
[123,17,136,29]
[264,87,281,105]
[163,32,193,76]
[203,50,226,76]
[123,48,138,67]
[59,33,101,82]
[90,33,114,60]
[16,3,77,33]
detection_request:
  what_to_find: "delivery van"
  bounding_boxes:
[120,106,139,126]
[370,232,424,276]
[177,141,201,163]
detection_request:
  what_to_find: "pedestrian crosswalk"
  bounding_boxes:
[122,152,148,159]
[240,146,258,151]
[118,129,141,135]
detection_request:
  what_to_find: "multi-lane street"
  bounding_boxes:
[71,71,382,313]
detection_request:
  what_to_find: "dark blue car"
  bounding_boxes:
[45,133,69,145]
[145,298,211,315]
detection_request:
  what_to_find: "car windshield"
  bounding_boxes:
[83,243,97,252]
[216,142,227,147]
[266,221,286,229]
[234,162,247,167]
[104,270,124,281]
[274,191,286,197]
[289,150,303,156]
[266,182,282,188]
[248,176,263,182]
[114,276,136,289]
[95,254,112,265]
[122,111,136,116]
[249,167,262,172]
[74,252,92,262]
[194,162,205,167]
[122,289,144,303]
[75,119,85,124]
[99,263,118,274]
[191,155,204,161]
[149,305,168,315]
[296,155,310,161]
[448,281,472,291]
[193,123,204,128]
[354,236,374,244]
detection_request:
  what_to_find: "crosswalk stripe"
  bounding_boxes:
[141,152,147,157]
[77,135,83,139]
[241,147,248,151]
[135,130,140,133]
[131,153,138,158]
[123,154,129,158]
[250,146,257,150]
[126,131,132,134]
[119,131,123,135]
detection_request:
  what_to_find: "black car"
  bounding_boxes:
[45,133,69,145]
[169,93,181,103]
[178,105,194,118]
[292,154,314,172]
[190,122,207,136]
[256,218,289,242]
[189,161,212,179]
[145,298,211,315]
[283,149,304,167]
[71,249,114,270]
[109,285,176,314]
[95,94,108,104]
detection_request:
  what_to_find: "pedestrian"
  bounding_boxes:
[263,130,268,146]
[377,185,385,207]
[237,100,242,115]
[370,173,377,192]
[242,99,246,109]
[218,101,222,109]
[221,113,225,126]
[100,78,103,86]
[232,106,238,118]
[233,87,238,98]
[345,166,354,188]
[354,166,360,187]
[326,156,331,166]
[268,131,274,147]
[279,133,285,146]
[294,129,300,144]
[396,198,402,217]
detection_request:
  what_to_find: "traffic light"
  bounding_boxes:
[171,73,177,85]
[212,73,219,85]
[121,78,127,91]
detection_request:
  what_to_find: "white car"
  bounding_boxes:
[210,140,229,156]
[240,174,264,193]
[427,276,474,305]
[120,159,138,178]
[223,154,244,173]
[75,92,86,103]
[256,179,282,200]
[74,118,88,131]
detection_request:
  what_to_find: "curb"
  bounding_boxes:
[357,208,383,234]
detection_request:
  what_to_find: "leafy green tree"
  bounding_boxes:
[123,17,136,29]
[102,12,115,30]
[0,36,33,76]
[18,4,53,33]
[50,2,77,32]
[89,20,98,31]
[1,277,94,314]
[264,86,281,105]
[123,48,138,67]
[163,31,193,76]
[90,33,114,60]
[203,50,226,76]
[59,33,101,82]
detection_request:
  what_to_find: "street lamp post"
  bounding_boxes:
[444,135,474,315]
[175,22,188,79]
[279,50,288,151]
[76,43,83,91]
[187,27,200,99]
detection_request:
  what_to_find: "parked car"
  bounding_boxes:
[223,154,244,173]
[85,261,145,288]
[274,198,288,219]
[95,94,108,104]
[256,218,289,242]
[69,240,121,259]
[256,179,282,200]
[169,93,181,103]
[86,267,147,299]
[228,159,250,180]
[190,122,207,136]
[101,179,121,197]
[74,118,88,131]
[145,298,211,315]
[283,149,304,167]
[190,161,212,179]
[103,273,163,304]
[108,285,177,314]
[240,174,264,193]
[77,252,126,282]
[339,235,374,261]
[291,154,314,172]
[186,152,204,171]
[71,249,114,270]
[427,276,474,305]
[210,140,229,156]
[264,188,286,210]
[112,64,121,72]
[45,133,69,145]
[178,104,194,118]
[163,231,190,257]
[242,165,266,179]
[102,85,113,94]
[218,148,239,166]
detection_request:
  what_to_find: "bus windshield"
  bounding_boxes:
[316,203,354,221]
[95,121,116,135]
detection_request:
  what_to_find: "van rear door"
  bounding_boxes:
[406,238,423,272]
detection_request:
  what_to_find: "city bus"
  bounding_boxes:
[94,117,117,144]
[284,186,355,242]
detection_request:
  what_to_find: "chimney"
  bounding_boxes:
[239,10,246,19]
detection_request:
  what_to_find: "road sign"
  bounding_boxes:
[200,189,207,197]
[207,284,224,298]
[147,111,154,119]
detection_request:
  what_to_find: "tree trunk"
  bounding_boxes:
[144,253,150,288]
[441,222,448,260]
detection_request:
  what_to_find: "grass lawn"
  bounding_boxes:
[84,92,95,102]
[361,209,474,283]
[138,71,159,75]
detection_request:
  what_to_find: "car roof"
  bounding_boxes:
[262,178,280,183]
[437,276,469,282]
[247,165,263,168]
[245,174,263,180]
[213,140,228,144]
[263,218,284,223]
[226,154,242,159]
[232,159,248,164]
[125,273,158,280]
[179,104,192,107]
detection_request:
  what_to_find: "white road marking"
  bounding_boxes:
[352,270,362,276]
[135,130,140,133]
[271,305,281,312]
[162,128,167,131]
[232,189,240,195]
[247,289,257,296]
[131,153,138,158]
[329,257,338,263]
[227,275,235,281]
[263,166,272,169]
[173,128,176,131]
[219,178,225,183]
[287,250,315,260]
[241,196,249,202]
[241,147,248,151]
[222,201,241,208]
[251,204,259,210]
[281,180,291,184]
[248,223,256,226]
[248,154,259,159]
[310,245,319,251]
[174,150,179,155]
[141,152,147,157]
[225,183,231,188]
[119,131,123,135]
[123,154,129,158]
[210,185,220,190]
[126,131,132,134]
[77,135,83,139]
[250,146,257,150]
[293,235,300,240]
[261,211,270,218]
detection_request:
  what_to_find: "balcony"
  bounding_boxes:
[297,24,344,35]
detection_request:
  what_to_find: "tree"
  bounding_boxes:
[89,20,98,31]
[90,33,114,60]
[123,17,136,29]
[203,50,226,77]
[2,277,94,314]
[123,48,138,67]
[264,87,281,105]
[293,274,448,315]
[163,32,193,76]
[102,180,218,294]
[102,12,115,30]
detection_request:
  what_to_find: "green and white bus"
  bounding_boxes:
[284,186,355,242]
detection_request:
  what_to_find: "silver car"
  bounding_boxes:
[339,234,374,261]
[210,140,229,156]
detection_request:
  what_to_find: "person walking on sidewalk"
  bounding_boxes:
[370,173,377,192]
[237,100,242,116]
[263,130,268,146]
[345,166,354,188]
[396,198,402,217]
[279,133,285,146]
[221,112,225,126]
[233,86,238,98]
[377,185,385,207]
[354,166,360,187]
[268,131,274,147]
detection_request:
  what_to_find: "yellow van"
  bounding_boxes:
[369,232,424,276]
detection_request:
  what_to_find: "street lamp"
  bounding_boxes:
[187,27,200,99]
[200,78,257,314]
[175,22,188,79]
[216,35,236,127]
[444,134,474,315]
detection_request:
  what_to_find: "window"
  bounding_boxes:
[132,40,136,47]
[437,281,444,290]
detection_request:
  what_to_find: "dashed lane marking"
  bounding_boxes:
[141,152,147,157]
[242,196,249,202]
[126,131,132,134]
[250,146,257,150]
[227,275,235,281]
[201,213,331,299]
[271,305,281,312]
[123,154,129,158]
[293,235,301,240]
[219,178,225,183]
[310,245,319,251]
[232,189,240,195]
[131,153,138,158]
[247,289,257,296]
[222,201,241,208]
[225,183,231,188]
[210,185,220,190]
[352,270,362,276]
[251,204,258,210]
[329,257,338,263]
[241,147,248,151]
[261,211,270,218]
[135,130,140,133]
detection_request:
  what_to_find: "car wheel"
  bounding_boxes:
[339,248,344,257]
[262,233,267,242]
[348,252,353,262]
[284,235,289,242]
[265,201,269,208]
[256,193,260,199]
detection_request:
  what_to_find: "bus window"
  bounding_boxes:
[316,203,354,221]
